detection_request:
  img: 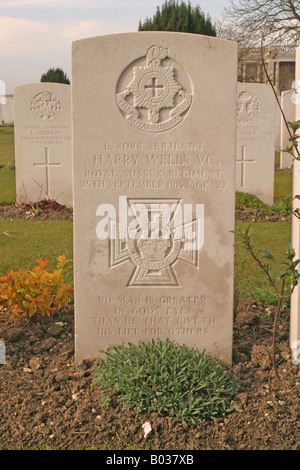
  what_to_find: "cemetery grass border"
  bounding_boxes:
[0,218,73,284]
[0,169,16,205]
[0,126,14,168]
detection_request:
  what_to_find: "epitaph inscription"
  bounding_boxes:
[93,294,215,339]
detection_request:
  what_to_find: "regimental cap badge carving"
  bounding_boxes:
[237,91,260,122]
[116,45,193,134]
[31,92,62,121]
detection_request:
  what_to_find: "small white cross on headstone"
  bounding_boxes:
[33,148,62,198]
[144,77,165,98]
[236,146,256,188]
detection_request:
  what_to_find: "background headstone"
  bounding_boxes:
[14,83,72,207]
[290,46,300,364]
[280,90,295,169]
[72,32,238,366]
[236,82,276,206]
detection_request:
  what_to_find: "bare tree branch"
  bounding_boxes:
[218,0,300,47]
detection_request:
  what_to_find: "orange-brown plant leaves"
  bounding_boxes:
[0,256,73,319]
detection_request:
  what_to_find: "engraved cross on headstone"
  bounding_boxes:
[33,148,62,197]
[145,77,164,98]
[236,146,256,187]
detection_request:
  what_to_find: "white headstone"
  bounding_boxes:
[236,82,276,206]
[72,32,238,366]
[280,90,295,169]
[290,46,300,365]
[14,83,72,207]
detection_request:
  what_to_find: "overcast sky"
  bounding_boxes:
[0,0,230,94]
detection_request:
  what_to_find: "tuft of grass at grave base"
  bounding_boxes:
[0,219,73,285]
[94,338,239,424]
[235,192,266,211]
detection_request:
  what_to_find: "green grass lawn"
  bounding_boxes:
[0,126,16,204]
[234,220,292,304]
[274,171,293,202]
[0,219,73,284]
[0,169,16,205]
[0,126,14,167]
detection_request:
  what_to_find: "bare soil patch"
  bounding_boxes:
[0,200,73,221]
[235,209,291,224]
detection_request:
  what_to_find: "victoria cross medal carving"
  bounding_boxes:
[116,45,193,133]
[108,198,203,287]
